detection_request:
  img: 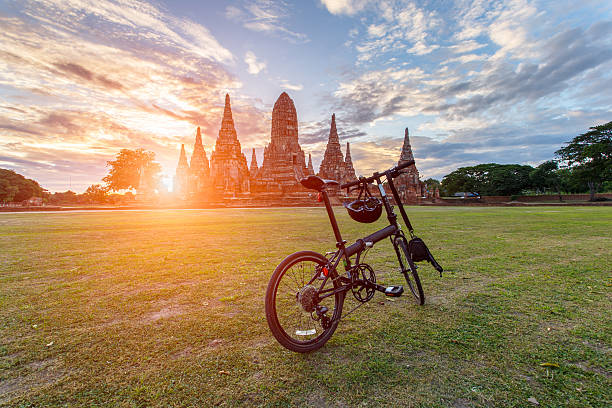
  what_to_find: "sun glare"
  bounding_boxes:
[161,174,173,192]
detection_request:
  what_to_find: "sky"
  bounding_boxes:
[1,0,611,192]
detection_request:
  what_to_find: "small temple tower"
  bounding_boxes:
[307,153,315,175]
[254,92,309,192]
[318,114,350,184]
[344,142,356,181]
[250,148,258,173]
[209,94,250,194]
[190,127,209,192]
[394,128,424,201]
[174,144,190,196]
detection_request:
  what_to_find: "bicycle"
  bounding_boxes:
[264,160,444,352]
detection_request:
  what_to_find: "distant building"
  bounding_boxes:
[174,144,190,196]
[173,93,375,201]
[190,127,210,192]
[251,92,311,193]
[209,94,250,194]
[391,128,425,202]
[21,196,43,206]
[318,114,356,185]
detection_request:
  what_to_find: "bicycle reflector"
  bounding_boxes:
[344,197,383,223]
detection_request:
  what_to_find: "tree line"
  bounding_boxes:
[431,121,611,201]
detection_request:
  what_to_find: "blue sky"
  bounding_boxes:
[1,0,611,192]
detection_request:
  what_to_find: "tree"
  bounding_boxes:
[83,184,108,204]
[441,163,534,196]
[529,161,562,200]
[0,169,43,203]
[103,149,161,192]
[423,178,441,192]
[48,190,78,205]
[555,121,612,201]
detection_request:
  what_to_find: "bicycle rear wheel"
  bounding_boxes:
[394,236,425,305]
[265,251,345,352]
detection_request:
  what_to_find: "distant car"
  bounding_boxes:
[453,192,480,198]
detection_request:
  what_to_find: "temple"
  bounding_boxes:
[209,94,250,194]
[190,127,209,193]
[252,92,310,193]
[307,153,314,175]
[317,114,356,185]
[392,128,426,202]
[172,93,434,205]
[174,144,190,196]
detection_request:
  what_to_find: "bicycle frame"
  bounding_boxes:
[311,168,414,302]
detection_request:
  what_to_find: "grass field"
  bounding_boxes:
[1,207,610,407]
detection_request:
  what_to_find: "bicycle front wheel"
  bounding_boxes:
[265,251,344,353]
[394,236,425,305]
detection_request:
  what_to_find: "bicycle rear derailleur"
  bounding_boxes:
[297,285,331,329]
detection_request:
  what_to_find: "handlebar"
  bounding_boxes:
[340,160,414,189]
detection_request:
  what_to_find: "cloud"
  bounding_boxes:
[225,1,308,43]
[0,1,270,192]
[335,1,441,61]
[53,62,124,90]
[279,80,303,91]
[319,0,372,16]
[244,51,266,75]
[332,21,612,126]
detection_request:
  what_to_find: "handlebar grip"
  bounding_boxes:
[340,179,361,189]
[397,160,415,170]
[341,160,415,189]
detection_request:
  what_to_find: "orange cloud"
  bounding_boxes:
[0,1,270,192]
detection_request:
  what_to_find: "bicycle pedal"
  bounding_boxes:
[384,286,404,297]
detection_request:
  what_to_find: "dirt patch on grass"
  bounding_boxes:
[452,398,475,408]
[208,339,223,348]
[146,306,185,322]
[573,362,611,378]
[0,358,63,405]
[582,340,611,355]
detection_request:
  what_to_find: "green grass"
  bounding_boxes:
[0,207,610,407]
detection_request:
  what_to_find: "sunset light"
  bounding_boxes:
[1,1,611,406]
[2,0,610,193]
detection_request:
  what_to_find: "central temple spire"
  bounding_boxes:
[329,114,339,144]
[218,93,237,142]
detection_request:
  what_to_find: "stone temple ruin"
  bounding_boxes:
[209,94,250,194]
[317,113,356,185]
[174,92,431,204]
[251,92,313,193]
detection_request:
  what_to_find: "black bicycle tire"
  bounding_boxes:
[394,236,425,305]
[265,251,345,352]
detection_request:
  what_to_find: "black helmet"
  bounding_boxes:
[344,196,383,223]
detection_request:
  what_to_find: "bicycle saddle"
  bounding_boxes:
[300,175,339,191]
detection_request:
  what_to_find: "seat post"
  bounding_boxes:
[320,189,344,246]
